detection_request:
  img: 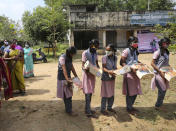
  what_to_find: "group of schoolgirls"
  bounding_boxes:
[56,36,171,117]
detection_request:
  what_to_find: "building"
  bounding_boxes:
[68,4,176,52]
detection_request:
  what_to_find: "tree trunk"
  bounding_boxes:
[52,41,56,58]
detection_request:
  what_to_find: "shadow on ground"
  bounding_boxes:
[0,100,94,131]
[24,75,51,84]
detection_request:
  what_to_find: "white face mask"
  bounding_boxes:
[4,42,8,46]
[25,44,29,48]
[105,51,113,56]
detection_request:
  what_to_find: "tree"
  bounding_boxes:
[0,16,18,40]
[150,0,176,10]
[22,3,69,57]
[60,0,176,11]
[154,23,176,43]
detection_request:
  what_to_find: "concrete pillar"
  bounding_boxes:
[116,30,127,48]
[134,30,138,37]
[116,30,118,47]
[98,31,103,48]
[69,29,74,46]
[103,30,106,48]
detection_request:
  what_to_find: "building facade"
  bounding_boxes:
[68,5,176,52]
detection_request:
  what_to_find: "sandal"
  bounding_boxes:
[101,110,109,116]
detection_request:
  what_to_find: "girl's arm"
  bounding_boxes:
[71,63,78,78]
[120,56,127,67]
[151,59,165,78]
[102,57,116,75]
[102,63,114,75]
[96,60,100,68]
[61,64,72,83]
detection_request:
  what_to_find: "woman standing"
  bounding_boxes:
[23,42,34,78]
[82,39,100,118]
[120,36,142,115]
[101,44,117,115]
[4,43,25,95]
[151,37,170,110]
[0,51,12,100]
[57,46,78,116]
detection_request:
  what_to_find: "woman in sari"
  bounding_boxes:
[4,44,25,95]
[0,51,12,107]
[23,42,34,78]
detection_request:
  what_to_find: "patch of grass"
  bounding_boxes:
[168,44,176,52]
[32,43,69,62]
[73,54,82,62]
[115,76,123,89]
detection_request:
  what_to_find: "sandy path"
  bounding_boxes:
[0,54,176,131]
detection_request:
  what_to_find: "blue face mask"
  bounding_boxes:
[90,47,97,54]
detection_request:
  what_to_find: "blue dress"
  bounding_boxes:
[23,47,34,78]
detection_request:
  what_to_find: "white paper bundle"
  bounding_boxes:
[72,77,82,89]
[113,65,131,75]
[131,64,154,80]
[84,61,102,78]
[160,66,176,82]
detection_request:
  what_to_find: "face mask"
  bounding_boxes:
[4,42,8,46]
[90,47,97,53]
[10,44,16,50]
[25,44,29,48]
[105,51,113,56]
[131,43,138,48]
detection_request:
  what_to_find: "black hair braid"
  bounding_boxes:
[66,46,77,61]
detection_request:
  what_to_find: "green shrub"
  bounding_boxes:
[32,43,69,61]
[168,44,176,52]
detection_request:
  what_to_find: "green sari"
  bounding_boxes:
[9,49,25,91]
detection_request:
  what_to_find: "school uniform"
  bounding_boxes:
[151,49,170,107]
[122,48,142,111]
[101,55,117,111]
[57,54,73,113]
[82,48,98,114]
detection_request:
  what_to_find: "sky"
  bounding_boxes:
[0,0,176,23]
[0,0,45,22]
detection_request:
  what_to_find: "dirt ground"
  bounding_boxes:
[0,54,176,131]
